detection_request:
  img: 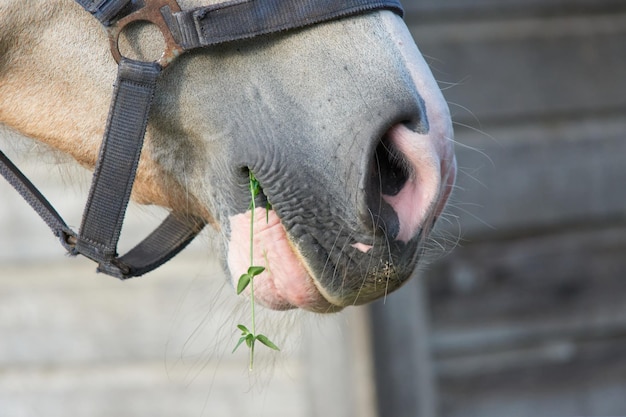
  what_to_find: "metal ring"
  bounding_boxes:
[107,0,184,68]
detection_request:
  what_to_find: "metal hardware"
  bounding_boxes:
[107,0,184,68]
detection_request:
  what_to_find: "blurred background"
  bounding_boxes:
[2,0,626,416]
[387,0,626,416]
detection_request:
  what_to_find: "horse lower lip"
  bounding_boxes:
[226,208,342,312]
[226,201,427,311]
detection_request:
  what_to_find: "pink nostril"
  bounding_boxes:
[366,124,443,243]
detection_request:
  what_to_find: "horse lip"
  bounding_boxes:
[227,207,349,312]
[303,229,422,307]
[226,195,428,311]
[259,186,425,309]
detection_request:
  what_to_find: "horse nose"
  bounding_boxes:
[364,122,445,244]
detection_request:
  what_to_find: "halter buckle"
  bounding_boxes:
[107,0,184,68]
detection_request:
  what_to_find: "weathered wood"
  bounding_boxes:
[408,13,626,124]
[0,361,307,417]
[435,322,626,378]
[438,351,626,417]
[303,308,378,417]
[426,224,626,416]
[404,12,626,240]
[428,224,626,344]
[399,3,626,417]
[431,115,626,239]
[370,275,437,417]
[0,256,377,417]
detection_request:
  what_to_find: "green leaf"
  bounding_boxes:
[236,273,251,294]
[237,324,250,334]
[245,333,255,348]
[232,336,247,353]
[249,172,261,198]
[256,334,280,351]
[247,266,265,277]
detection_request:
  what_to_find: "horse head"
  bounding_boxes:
[0,0,456,312]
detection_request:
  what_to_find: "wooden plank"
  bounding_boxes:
[302,308,378,417]
[370,275,437,417]
[408,13,626,124]
[424,225,626,416]
[427,224,626,335]
[0,255,377,417]
[435,329,626,378]
[438,352,626,417]
[0,258,308,417]
[431,115,626,239]
[0,361,308,417]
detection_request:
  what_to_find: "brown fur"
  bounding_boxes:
[0,0,213,224]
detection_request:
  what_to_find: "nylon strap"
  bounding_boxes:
[0,151,77,252]
[0,59,205,279]
[76,59,160,264]
[172,0,403,49]
[75,58,205,278]
[74,0,132,25]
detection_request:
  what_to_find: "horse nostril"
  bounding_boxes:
[375,133,411,196]
[365,131,411,239]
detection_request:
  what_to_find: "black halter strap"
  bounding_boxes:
[0,0,404,279]
[172,0,404,48]
[0,60,205,279]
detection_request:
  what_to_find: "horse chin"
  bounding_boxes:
[227,208,344,313]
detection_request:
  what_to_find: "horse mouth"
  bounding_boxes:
[224,120,454,312]
[226,204,426,313]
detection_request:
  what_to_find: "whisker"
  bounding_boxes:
[321,223,345,281]
[457,166,490,190]
[451,119,498,143]
[447,100,483,128]
[445,201,496,231]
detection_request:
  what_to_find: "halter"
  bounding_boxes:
[0,0,403,279]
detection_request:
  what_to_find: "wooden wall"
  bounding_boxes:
[371,1,626,416]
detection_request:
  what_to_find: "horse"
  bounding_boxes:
[0,0,456,313]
